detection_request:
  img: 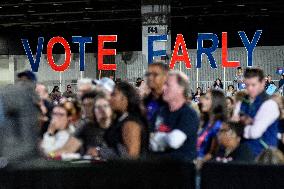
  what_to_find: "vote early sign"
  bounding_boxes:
[21,30,262,72]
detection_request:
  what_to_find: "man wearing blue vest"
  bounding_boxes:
[232,68,279,157]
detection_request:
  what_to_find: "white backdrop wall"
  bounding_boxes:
[1,46,283,93]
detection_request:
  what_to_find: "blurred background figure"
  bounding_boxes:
[234,67,244,91]
[216,122,254,163]
[0,81,41,163]
[36,83,54,136]
[256,148,284,165]
[137,79,150,99]
[77,78,94,100]
[265,74,275,90]
[16,70,37,83]
[270,94,284,153]
[61,100,81,133]
[279,74,284,89]
[144,62,169,124]
[93,77,115,99]
[233,68,279,157]
[226,85,235,97]
[197,89,227,165]
[81,91,97,121]
[226,97,235,118]
[213,78,223,90]
[193,87,204,103]
[62,84,76,99]
[135,77,143,88]
[49,86,61,104]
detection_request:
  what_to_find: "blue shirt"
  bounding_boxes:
[197,120,223,158]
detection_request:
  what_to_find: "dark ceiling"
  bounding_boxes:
[0,0,283,54]
[171,0,284,48]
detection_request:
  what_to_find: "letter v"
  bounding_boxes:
[21,37,44,72]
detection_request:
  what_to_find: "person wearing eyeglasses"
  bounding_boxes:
[52,92,112,157]
[143,62,169,128]
[215,122,254,163]
[41,104,72,154]
[63,84,76,99]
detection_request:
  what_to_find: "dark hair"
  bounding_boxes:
[115,81,143,114]
[227,85,234,90]
[195,87,203,96]
[52,86,59,93]
[81,90,98,101]
[226,121,244,137]
[209,89,227,123]
[115,81,149,127]
[94,92,107,103]
[136,77,143,87]
[244,68,265,81]
[237,67,242,70]
[213,79,223,89]
[149,62,169,73]
[115,78,122,84]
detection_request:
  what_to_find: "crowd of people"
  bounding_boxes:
[193,67,283,103]
[1,63,284,168]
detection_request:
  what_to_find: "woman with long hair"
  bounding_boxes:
[213,78,224,90]
[193,87,204,103]
[197,89,227,165]
[102,81,148,159]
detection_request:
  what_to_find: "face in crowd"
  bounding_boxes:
[201,90,226,117]
[201,92,213,113]
[196,87,202,95]
[51,106,70,130]
[67,85,72,92]
[218,123,241,149]
[110,87,128,113]
[228,85,234,91]
[244,76,265,99]
[146,65,168,92]
[94,97,112,124]
[267,75,272,82]
[163,74,185,103]
[237,67,243,75]
[82,97,95,120]
[226,97,234,111]
[36,83,49,100]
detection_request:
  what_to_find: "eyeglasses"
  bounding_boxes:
[94,104,110,110]
[145,72,160,78]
